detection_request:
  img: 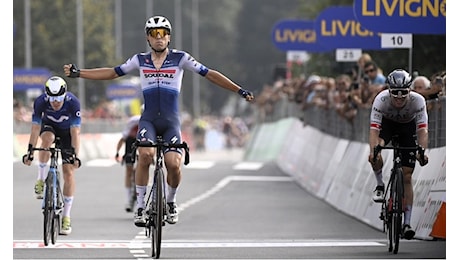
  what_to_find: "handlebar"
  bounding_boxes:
[131,140,190,165]
[32,147,61,153]
[372,144,426,165]
[30,147,81,168]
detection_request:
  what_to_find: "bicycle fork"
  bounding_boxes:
[42,169,63,214]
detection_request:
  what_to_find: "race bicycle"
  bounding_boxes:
[29,140,65,246]
[374,135,425,254]
[131,137,190,258]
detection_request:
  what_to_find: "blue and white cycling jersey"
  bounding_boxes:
[31,92,81,130]
[114,49,209,143]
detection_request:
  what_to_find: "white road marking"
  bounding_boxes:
[184,161,216,169]
[176,175,292,213]
[131,175,293,256]
[84,159,118,167]
[233,162,264,170]
[13,239,387,248]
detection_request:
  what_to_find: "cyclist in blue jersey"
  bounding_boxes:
[22,76,82,235]
[63,15,254,227]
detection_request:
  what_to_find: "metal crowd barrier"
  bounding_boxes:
[256,96,446,149]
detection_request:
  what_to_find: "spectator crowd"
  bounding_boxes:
[255,53,446,124]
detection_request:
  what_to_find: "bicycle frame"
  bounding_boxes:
[375,136,424,254]
[382,146,404,254]
[132,138,189,259]
[33,144,64,246]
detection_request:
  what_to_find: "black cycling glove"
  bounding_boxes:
[238,88,253,99]
[22,144,34,164]
[69,64,80,78]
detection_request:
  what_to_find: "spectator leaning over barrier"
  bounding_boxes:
[410,75,431,96]
[350,74,381,109]
[433,71,446,97]
[428,72,445,99]
[411,75,444,111]
[333,74,356,122]
[363,61,386,93]
[355,52,373,82]
[63,15,254,227]
[300,75,322,110]
[368,69,429,240]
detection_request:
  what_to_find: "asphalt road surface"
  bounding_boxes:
[13,149,446,259]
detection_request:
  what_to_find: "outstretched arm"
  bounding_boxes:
[63,64,119,80]
[205,69,254,101]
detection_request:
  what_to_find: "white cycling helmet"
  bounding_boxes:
[45,76,67,97]
[145,16,172,34]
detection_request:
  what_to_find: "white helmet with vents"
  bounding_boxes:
[145,16,172,34]
[45,76,67,97]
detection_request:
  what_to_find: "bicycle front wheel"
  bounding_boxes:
[51,214,59,245]
[152,168,165,259]
[43,184,53,246]
[391,167,404,254]
[386,197,393,252]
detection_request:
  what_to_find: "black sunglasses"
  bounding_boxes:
[389,89,409,97]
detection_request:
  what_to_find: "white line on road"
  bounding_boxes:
[13,239,387,249]
[131,175,293,257]
[177,175,293,213]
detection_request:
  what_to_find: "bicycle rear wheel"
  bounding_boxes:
[152,168,164,259]
[391,167,403,254]
[43,183,53,246]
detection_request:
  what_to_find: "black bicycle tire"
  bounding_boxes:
[43,182,53,246]
[152,168,164,258]
[392,167,404,254]
[51,174,61,245]
[51,213,59,244]
[145,182,152,238]
[387,196,393,252]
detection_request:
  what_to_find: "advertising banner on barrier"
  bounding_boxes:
[314,6,385,50]
[353,0,446,35]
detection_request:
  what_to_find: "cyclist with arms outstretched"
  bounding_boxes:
[22,76,82,235]
[368,69,429,240]
[63,15,254,227]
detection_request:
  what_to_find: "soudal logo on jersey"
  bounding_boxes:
[142,69,176,78]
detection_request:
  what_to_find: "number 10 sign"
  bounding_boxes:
[381,33,413,48]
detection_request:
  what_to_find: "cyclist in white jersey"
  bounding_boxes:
[63,15,254,227]
[368,69,429,240]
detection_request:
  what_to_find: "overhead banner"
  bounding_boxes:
[315,6,385,50]
[13,68,51,91]
[271,19,331,52]
[353,0,446,35]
